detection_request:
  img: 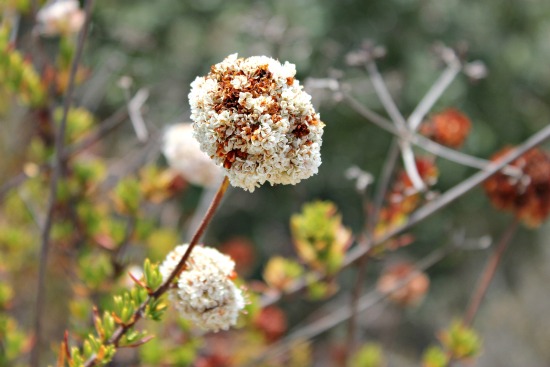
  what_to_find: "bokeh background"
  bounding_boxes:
[3,0,550,365]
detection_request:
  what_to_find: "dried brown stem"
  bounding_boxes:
[344,252,370,364]
[153,176,230,297]
[30,1,95,366]
[365,60,425,191]
[83,176,229,367]
[345,141,400,363]
[342,91,519,175]
[463,217,519,327]
[344,58,461,360]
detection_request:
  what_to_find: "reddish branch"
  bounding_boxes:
[463,218,519,326]
[83,176,230,367]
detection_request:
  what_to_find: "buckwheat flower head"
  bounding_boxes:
[189,54,324,192]
[162,123,224,187]
[160,244,245,332]
[483,147,550,227]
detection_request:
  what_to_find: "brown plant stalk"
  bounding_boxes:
[31,1,96,365]
[463,217,520,327]
[344,142,399,362]
[344,53,461,362]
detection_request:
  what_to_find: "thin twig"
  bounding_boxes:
[126,88,149,142]
[154,176,229,296]
[366,61,425,191]
[184,182,224,241]
[0,106,129,203]
[83,176,229,367]
[345,51,462,352]
[30,1,95,366]
[344,251,369,364]
[65,106,129,156]
[16,189,44,231]
[260,122,550,308]
[463,218,519,326]
[345,139,400,362]
[344,198,374,363]
[366,61,408,131]
[342,91,521,176]
[371,140,401,226]
[408,53,462,131]
[8,13,20,44]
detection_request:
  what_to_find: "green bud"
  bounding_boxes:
[439,321,482,360]
[422,345,449,367]
[290,201,352,275]
[112,178,142,215]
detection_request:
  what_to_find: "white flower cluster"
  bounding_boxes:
[189,54,324,192]
[162,123,224,187]
[36,0,85,37]
[160,244,245,332]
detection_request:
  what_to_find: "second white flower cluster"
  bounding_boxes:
[160,244,245,332]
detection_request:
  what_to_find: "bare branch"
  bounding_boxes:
[463,218,519,326]
[408,48,462,131]
[126,88,150,142]
[342,90,522,177]
[261,121,550,308]
[366,60,426,191]
[31,1,96,366]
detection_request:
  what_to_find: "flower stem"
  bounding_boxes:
[83,176,229,367]
[463,217,519,327]
[153,176,229,297]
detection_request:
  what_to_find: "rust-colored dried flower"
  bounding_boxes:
[220,237,256,276]
[377,262,430,307]
[483,147,550,227]
[253,306,288,343]
[422,108,472,148]
[395,157,439,194]
[375,158,438,240]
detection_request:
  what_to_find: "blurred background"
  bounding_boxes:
[3,0,550,365]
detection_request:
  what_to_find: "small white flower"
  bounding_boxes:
[160,244,245,332]
[162,123,224,188]
[36,0,85,36]
[189,54,324,192]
